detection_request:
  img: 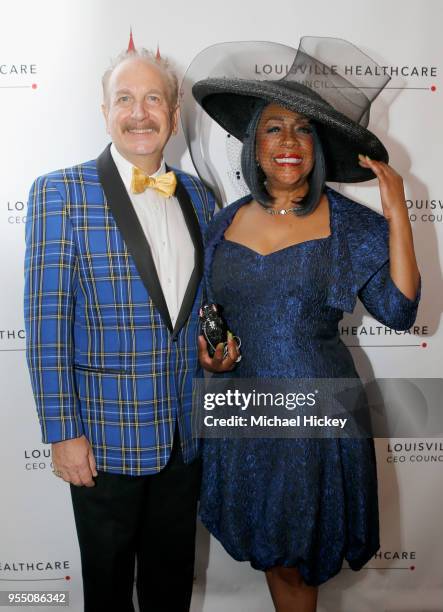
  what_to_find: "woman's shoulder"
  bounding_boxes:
[205,194,252,245]
[215,195,253,221]
[326,185,387,228]
[326,185,388,246]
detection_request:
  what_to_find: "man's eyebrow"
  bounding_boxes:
[114,88,132,96]
[113,88,164,96]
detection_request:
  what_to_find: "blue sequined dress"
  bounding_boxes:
[199,187,420,586]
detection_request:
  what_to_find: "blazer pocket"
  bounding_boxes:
[74,364,130,375]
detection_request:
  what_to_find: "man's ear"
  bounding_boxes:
[171,105,180,135]
[101,103,110,134]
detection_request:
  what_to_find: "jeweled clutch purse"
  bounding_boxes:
[199,303,241,360]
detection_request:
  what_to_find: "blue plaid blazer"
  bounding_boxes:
[24,145,215,475]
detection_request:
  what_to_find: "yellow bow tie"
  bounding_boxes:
[130,167,177,197]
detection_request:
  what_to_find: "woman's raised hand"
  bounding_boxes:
[358,154,409,223]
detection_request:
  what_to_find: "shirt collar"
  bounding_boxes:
[110,144,166,192]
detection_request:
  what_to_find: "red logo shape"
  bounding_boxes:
[127,28,135,53]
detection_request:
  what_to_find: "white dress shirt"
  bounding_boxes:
[110,144,195,327]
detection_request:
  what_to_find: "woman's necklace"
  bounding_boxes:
[265,206,300,216]
[262,188,305,216]
[264,197,304,216]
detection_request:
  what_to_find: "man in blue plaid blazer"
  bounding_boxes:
[24,47,232,612]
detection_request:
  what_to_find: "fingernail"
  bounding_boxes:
[227,331,233,341]
[365,155,371,161]
[358,153,365,160]
[216,342,224,351]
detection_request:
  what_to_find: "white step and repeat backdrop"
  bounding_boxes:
[0,0,441,610]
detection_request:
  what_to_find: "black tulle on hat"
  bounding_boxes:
[192,37,390,183]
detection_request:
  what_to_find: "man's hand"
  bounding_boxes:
[52,435,98,487]
[198,333,239,373]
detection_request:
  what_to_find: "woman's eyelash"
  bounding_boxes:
[265,125,312,134]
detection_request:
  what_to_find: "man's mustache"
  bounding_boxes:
[124,122,160,133]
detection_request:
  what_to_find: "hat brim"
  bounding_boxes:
[192,78,388,183]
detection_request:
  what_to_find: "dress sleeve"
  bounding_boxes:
[325,188,421,329]
[358,261,421,330]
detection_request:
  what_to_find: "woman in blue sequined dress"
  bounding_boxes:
[192,72,420,611]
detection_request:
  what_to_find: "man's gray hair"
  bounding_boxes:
[102,48,179,109]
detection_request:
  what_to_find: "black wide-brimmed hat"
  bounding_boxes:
[192,37,391,183]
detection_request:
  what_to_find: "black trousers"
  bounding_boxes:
[70,431,201,612]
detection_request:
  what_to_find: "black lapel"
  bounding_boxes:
[168,168,204,339]
[96,144,173,332]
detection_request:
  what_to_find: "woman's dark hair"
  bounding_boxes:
[240,102,326,216]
